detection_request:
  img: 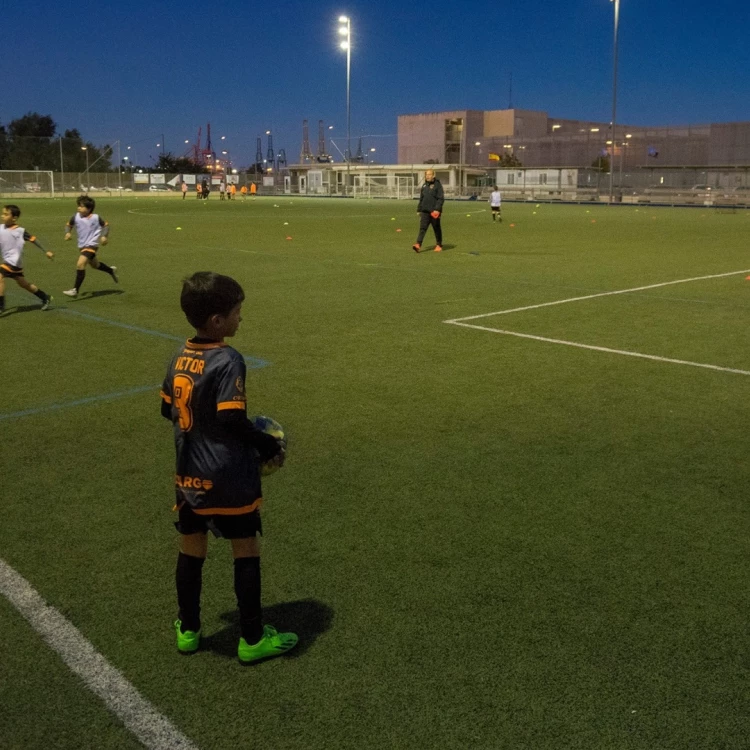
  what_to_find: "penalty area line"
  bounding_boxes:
[447,321,750,377]
[445,268,750,323]
[0,558,199,750]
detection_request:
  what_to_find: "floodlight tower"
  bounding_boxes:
[337,14,352,193]
[277,149,287,168]
[609,0,620,205]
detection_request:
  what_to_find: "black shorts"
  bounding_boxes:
[175,504,262,539]
[491,205,501,212]
[0,263,23,278]
[80,247,98,259]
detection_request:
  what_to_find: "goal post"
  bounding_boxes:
[0,170,55,198]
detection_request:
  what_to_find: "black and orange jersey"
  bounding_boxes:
[161,339,265,514]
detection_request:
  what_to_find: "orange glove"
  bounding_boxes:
[430,211,440,219]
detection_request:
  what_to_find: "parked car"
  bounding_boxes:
[148,184,172,192]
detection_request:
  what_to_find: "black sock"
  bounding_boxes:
[97,262,113,274]
[33,289,48,301]
[176,552,204,633]
[0,295,4,311]
[74,270,85,290]
[234,556,262,644]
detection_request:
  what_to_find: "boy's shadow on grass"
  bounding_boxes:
[0,303,47,317]
[203,599,334,660]
[63,289,125,302]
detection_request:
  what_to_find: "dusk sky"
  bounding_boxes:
[4,0,749,166]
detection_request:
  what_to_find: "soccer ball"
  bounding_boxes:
[250,415,286,476]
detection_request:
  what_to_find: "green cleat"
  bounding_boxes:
[174,619,201,654]
[238,624,298,664]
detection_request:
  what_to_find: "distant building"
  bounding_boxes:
[397,109,750,169]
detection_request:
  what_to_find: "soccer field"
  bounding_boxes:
[1,196,749,749]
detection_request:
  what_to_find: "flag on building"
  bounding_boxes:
[488,152,500,161]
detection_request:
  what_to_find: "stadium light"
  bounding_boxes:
[609,0,620,204]
[336,14,352,194]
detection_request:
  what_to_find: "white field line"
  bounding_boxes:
[0,559,199,750]
[444,269,750,376]
[445,269,750,323]
[447,322,750,376]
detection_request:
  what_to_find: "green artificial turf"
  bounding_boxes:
[1,196,748,749]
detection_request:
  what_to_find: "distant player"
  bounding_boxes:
[489,186,502,222]
[219,181,226,200]
[161,271,297,664]
[230,183,237,200]
[181,181,188,200]
[195,183,202,200]
[240,185,247,200]
[413,169,444,253]
[250,182,257,199]
[0,204,53,314]
[62,195,118,298]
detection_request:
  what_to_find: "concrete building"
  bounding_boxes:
[397,109,750,170]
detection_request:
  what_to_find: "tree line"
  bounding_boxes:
[0,113,115,172]
[0,112,213,174]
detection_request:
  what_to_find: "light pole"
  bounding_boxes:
[621,133,631,188]
[127,145,137,170]
[81,146,89,189]
[338,15,351,195]
[551,124,561,166]
[609,0,620,204]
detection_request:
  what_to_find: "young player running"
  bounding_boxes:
[489,186,502,221]
[0,204,53,314]
[62,195,118,297]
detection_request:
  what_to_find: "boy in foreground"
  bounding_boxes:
[160,271,297,664]
[0,204,54,313]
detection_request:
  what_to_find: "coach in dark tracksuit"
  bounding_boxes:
[413,169,444,253]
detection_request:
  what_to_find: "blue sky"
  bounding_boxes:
[3,0,749,166]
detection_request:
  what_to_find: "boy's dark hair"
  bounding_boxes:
[181,272,245,328]
[3,204,21,219]
[77,195,95,211]
[494,185,499,190]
